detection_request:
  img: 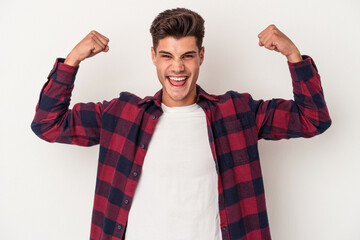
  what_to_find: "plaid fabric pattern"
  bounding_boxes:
[31,55,331,240]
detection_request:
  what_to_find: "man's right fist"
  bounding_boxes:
[64,30,110,67]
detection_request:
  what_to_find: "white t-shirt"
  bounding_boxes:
[124,103,222,240]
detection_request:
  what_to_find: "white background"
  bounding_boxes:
[1,0,359,239]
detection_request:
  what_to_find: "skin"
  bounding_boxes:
[151,36,204,107]
[257,24,302,63]
[64,30,110,66]
[64,25,303,107]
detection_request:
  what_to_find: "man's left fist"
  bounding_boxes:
[258,24,303,63]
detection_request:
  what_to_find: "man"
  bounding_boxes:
[31,8,331,240]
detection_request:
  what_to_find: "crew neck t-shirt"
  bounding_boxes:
[124,103,222,240]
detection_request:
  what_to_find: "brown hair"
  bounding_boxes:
[150,8,205,52]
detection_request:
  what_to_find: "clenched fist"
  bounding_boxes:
[64,30,110,66]
[258,25,302,63]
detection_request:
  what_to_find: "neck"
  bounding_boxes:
[161,94,197,107]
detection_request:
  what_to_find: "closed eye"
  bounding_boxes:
[183,54,194,59]
[161,54,171,58]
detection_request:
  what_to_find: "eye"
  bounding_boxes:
[183,54,194,59]
[161,55,171,58]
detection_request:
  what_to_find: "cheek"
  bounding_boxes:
[187,62,199,74]
[189,66,200,77]
[158,63,169,75]
[156,64,169,84]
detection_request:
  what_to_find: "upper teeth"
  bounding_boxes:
[169,77,187,81]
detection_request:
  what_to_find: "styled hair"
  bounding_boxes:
[150,8,205,52]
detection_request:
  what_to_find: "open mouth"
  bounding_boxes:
[167,76,189,87]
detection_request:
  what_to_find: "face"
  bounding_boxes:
[151,36,204,107]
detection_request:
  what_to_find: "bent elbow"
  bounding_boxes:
[317,119,332,134]
[31,121,42,136]
[30,120,56,143]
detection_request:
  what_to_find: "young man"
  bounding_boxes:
[31,8,331,240]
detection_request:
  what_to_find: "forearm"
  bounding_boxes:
[31,59,102,146]
[289,55,332,135]
[64,56,81,67]
[254,55,331,140]
[286,48,303,63]
[31,59,78,141]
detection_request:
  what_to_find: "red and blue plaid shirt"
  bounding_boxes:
[31,55,331,240]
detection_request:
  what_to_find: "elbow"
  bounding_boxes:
[308,105,332,137]
[302,118,332,139]
[317,107,332,134]
[317,119,332,134]
[31,121,42,136]
[30,120,56,143]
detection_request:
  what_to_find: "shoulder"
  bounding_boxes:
[197,85,252,103]
[119,91,143,104]
[212,90,256,114]
[215,90,253,103]
[101,91,144,114]
[223,90,251,99]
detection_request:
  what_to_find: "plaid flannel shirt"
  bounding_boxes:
[31,55,331,240]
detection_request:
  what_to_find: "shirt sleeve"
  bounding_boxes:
[31,58,113,146]
[250,55,332,140]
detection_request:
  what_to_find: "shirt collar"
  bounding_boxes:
[137,84,219,106]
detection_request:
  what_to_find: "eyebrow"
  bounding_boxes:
[158,50,198,56]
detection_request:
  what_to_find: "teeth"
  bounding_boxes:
[168,77,187,81]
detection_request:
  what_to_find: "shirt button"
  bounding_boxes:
[141,144,145,149]
[118,225,122,230]
[222,227,227,231]
[124,199,129,204]
[152,115,156,120]
[133,171,138,177]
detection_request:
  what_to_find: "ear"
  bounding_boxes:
[199,46,205,65]
[151,47,156,66]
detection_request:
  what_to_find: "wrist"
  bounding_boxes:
[286,48,302,63]
[64,53,81,67]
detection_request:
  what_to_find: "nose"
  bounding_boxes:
[171,59,185,73]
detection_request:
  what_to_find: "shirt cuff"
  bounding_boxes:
[287,55,319,82]
[47,58,80,86]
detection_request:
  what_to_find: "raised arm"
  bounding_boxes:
[64,30,110,67]
[31,31,112,146]
[252,25,331,140]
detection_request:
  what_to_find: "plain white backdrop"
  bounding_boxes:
[1,0,359,239]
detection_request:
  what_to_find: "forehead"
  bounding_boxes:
[156,36,199,54]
